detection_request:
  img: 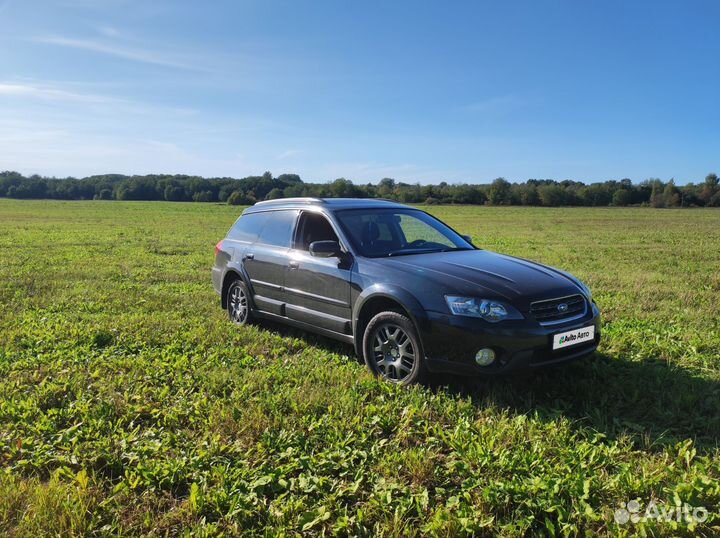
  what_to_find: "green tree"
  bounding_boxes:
[3,170,720,208]
[699,173,718,205]
[227,191,247,205]
[97,188,113,200]
[266,187,284,200]
[378,178,396,198]
[538,184,566,206]
[164,184,186,201]
[581,183,612,206]
[276,173,301,185]
[330,178,358,198]
[283,184,305,197]
[516,183,539,205]
[649,180,665,208]
[663,180,681,207]
[192,190,214,202]
[612,189,632,206]
[487,178,512,205]
[218,186,233,202]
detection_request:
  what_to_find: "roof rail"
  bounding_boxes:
[253,197,326,206]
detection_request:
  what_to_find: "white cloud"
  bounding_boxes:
[0,82,117,103]
[97,26,121,38]
[32,36,202,70]
[0,107,268,178]
[0,79,199,119]
[276,149,302,160]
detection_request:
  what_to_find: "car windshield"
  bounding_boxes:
[335,208,474,258]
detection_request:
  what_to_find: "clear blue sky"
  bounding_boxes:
[1,0,718,184]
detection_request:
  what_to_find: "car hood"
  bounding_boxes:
[375,249,582,308]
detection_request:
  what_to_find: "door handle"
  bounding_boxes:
[288,261,299,269]
[244,253,254,260]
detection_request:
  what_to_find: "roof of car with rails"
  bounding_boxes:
[243,197,409,213]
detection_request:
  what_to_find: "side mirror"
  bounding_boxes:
[309,240,342,258]
[462,234,474,244]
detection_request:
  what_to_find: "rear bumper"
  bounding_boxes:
[212,266,223,296]
[421,302,601,375]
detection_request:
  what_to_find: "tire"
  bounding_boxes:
[226,279,253,325]
[363,311,426,385]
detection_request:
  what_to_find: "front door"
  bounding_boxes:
[284,211,353,335]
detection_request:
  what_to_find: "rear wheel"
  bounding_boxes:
[226,279,252,325]
[363,311,426,385]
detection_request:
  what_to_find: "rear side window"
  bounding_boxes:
[227,212,269,242]
[257,210,298,247]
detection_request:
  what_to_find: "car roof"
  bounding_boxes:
[244,197,409,213]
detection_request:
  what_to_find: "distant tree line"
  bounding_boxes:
[1,170,719,207]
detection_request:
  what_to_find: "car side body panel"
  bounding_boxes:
[284,248,353,334]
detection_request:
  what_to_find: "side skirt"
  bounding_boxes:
[253,309,355,345]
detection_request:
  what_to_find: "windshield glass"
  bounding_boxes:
[335,208,474,258]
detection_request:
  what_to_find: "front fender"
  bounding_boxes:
[352,284,430,354]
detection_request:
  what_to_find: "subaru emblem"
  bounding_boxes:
[557,303,568,313]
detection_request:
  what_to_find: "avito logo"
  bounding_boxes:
[559,331,589,345]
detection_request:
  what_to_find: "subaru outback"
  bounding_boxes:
[212,198,601,384]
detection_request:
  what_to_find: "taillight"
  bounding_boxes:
[214,240,223,257]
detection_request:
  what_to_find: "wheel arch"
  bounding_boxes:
[221,268,249,309]
[352,287,429,358]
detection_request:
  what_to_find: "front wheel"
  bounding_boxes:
[226,279,252,325]
[363,311,426,385]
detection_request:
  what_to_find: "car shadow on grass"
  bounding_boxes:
[249,319,719,452]
[254,318,359,359]
[429,352,720,453]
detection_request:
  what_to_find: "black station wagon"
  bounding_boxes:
[212,198,601,384]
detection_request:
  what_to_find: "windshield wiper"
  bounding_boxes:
[385,246,475,257]
[440,247,474,252]
[386,248,442,257]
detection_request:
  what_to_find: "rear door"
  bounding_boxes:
[243,209,298,316]
[284,211,353,335]
[216,211,269,292]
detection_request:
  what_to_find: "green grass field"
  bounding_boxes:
[1,199,719,537]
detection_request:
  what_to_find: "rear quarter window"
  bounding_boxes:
[257,209,298,247]
[226,212,269,242]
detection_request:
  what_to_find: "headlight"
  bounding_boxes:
[445,296,524,322]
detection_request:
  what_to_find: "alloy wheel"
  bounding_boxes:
[228,283,248,324]
[371,323,416,382]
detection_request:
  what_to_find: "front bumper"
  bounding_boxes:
[421,301,601,375]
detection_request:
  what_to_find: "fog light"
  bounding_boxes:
[475,348,496,366]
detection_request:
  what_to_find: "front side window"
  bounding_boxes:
[256,209,298,247]
[335,208,473,257]
[295,212,339,250]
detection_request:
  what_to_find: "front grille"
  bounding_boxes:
[530,294,586,324]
